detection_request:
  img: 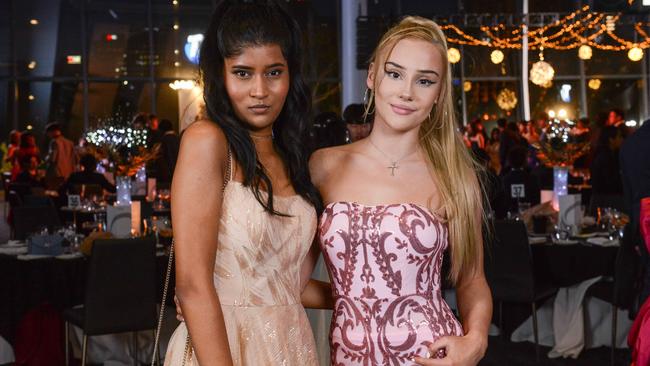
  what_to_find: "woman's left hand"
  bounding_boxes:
[413,332,487,366]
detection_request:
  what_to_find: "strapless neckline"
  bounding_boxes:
[323,201,445,222]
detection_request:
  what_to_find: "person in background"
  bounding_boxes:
[44,122,76,189]
[620,119,650,304]
[499,146,540,216]
[2,130,21,173]
[590,125,625,214]
[608,108,625,128]
[499,121,525,173]
[13,154,42,187]
[486,127,501,174]
[465,119,486,152]
[310,111,347,151]
[155,119,181,184]
[11,131,40,181]
[59,154,116,195]
[343,103,373,142]
[148,113,162,146]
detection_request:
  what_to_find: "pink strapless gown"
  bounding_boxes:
[319,202,463,365]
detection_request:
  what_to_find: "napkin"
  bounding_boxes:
[528,237,547,245]
[586,237,620,247]
[0,247,29,255]
[17,254,53,260]
[55,253,84,260]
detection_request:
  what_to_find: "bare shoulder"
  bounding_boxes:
[309,144,350,187]
[179,120,228,163]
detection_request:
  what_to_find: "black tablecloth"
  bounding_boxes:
[0,253,172,343]
[532,243,618,288]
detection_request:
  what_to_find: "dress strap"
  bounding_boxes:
[223,147,232,194]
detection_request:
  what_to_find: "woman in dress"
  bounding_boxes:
[310,16,492,365]
[165,1,324,364]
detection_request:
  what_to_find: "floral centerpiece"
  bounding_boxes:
[85,119,159,205]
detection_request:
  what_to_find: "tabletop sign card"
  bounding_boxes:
[559,194,582,235]
[68,194,81,209]
[511,184,525,198]
[107,205,132,238]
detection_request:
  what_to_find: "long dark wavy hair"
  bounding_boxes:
[199,0,322,215]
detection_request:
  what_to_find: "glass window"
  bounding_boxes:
[537,49,579,76]
[53,0,84,77]
[463,46,520,77]
[0,1,10,77]
[586,78,642,125]
[528,79,582,121]
[14,81,83,145]
[87,82,152,124]
[0,81,11,141]
[155,82,182,131]
[13,0,67,77]
[87,2,150,78]
[151,4,212,79]
[464,81,520,123]
[311,82,341,116]
[586,48,643,76]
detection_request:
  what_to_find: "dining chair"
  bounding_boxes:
[584,224,641,366]
[484,219,558,362]
[63,236,158,366]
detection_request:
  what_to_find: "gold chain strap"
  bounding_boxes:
[150,148,231,366]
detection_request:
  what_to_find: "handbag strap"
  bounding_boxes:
[150,147,232,365]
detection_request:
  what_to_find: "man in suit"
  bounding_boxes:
[620,120,650,302]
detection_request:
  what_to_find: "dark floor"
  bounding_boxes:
[481,336,631,366]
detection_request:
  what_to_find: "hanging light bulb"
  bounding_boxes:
[578,45,592,60]
[447,47,461,64]
[588,79,601,90]
[490,49,504,64]
[628,46,644,62]
[463,81,472,92]
[530,46,555,86]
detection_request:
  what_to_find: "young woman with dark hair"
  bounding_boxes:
[165,1,325,364]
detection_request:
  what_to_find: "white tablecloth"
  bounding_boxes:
[0,336,15,365]
[511,276,633,359]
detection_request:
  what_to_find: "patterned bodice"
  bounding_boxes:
[318,201,463,365]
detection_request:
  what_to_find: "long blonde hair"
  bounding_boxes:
[366,16,486,284]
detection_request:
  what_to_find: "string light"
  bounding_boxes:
[439,6,650,58]
[588,78,601,90]
[578,45,592,60]
[628,46,644,61]
[447,47,461,63]
[490,49,504,64]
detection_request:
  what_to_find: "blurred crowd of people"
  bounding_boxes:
[0,113,180,203]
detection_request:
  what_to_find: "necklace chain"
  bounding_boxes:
[367,138,417,176]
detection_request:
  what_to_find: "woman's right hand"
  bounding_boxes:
[174,294,185,322]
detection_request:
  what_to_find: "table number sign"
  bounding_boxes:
[68,195,81,209]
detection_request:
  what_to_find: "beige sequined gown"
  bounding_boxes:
[164,180,319,365]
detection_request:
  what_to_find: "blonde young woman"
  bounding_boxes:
[310,17,492,365]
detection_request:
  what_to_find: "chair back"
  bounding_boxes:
[12,205,62,240]
[485,220,536,303]
[83,236,157,335]
[613,224,642,310]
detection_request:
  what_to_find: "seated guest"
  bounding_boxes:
[60,154,116,195]
[13,154,42,187]
[500,146,541,215]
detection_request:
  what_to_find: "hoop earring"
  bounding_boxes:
[363,88,375,116]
